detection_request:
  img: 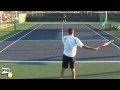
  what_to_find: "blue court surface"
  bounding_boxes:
[0,24,120,62]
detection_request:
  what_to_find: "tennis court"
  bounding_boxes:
[0,23,119,62]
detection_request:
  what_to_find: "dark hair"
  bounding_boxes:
[68,28,75,35]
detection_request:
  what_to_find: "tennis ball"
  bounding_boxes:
[8,72,13,78]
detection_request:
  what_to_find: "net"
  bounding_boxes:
[15,22,112,31]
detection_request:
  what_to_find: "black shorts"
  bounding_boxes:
[62,54,76,69]
[63,18,66,21]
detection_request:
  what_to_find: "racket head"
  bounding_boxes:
[99,40,114,48]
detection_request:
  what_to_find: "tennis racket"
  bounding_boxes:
[96,40,114,50]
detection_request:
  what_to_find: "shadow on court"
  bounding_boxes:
[77,55,120,61]
[22,56,62,61]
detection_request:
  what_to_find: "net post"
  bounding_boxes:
[14,16,18,31]
[105,11,107,23]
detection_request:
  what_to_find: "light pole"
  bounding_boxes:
[105,11,107,23]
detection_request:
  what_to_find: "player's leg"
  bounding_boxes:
[63,18,66,23]
[60,68,66,79]
[71,68,76,79]
[60,55,69,79]
[70,57,76,79]
[63,18,64,22]
[65,18,66,23]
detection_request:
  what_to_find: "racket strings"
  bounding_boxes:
[96,40,114,50]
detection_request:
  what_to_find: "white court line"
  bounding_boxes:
[1,60,120,63]
[83,24,108,40]
[18,40,107,42]
[0,24,43,53]
[0,24,36,43]
[83,24,120,50]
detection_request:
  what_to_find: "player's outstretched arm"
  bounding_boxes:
[82,45,97,51]
[75,37,97,51]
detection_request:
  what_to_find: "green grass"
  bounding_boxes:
[15,23,34,31]
[0,31,18,41]
[1,62,120,79]
[0,24,17,40]
[107,31,120,38]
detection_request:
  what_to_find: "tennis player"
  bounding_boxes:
[63,14,66,23]
[60,28,97,79]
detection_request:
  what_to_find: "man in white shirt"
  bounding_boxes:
[60,28,97,79]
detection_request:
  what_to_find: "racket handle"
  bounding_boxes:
[96,47,100,51]
[110,40,114,43]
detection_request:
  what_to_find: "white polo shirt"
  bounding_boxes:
[62,35,84,57]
